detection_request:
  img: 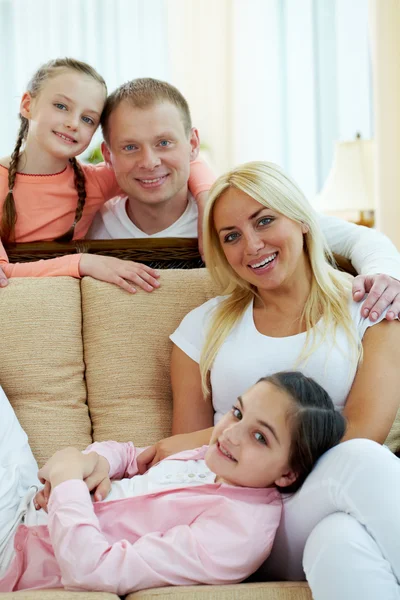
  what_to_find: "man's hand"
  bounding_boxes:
[0,266,8,287]
[35,448,111,510]
[353,274,400,321]
[79,254,160,294]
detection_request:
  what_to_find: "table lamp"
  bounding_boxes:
[315,135,375,227]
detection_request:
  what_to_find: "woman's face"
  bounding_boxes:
[205,381,297,488]
[212,187,309,293]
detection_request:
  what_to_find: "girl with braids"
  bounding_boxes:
[0,58,213,293]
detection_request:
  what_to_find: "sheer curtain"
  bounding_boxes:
[0,0,169,157]
[167,0,372,199]
[231,0,372,199]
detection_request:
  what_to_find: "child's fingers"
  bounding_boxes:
[43,480,51,501]
[92,477,111,502]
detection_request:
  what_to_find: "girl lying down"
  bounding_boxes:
[0,372,344,594]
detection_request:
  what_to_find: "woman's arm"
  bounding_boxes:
[136,346,213,473]
[342,320,400,443]
[171,345,214,434]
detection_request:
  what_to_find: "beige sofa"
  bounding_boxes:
[1,270,399,600]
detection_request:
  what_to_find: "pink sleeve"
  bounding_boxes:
[89,163,120,200]
[0,239,81,278]
[188,158,216,199]
[82,441,146,479]
[47,480,279,595]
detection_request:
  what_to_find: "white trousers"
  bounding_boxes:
[262,438,400,600]
[0,387,39,572]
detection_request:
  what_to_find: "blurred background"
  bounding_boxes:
[1,0,399,246]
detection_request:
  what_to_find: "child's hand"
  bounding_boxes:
[38,447,109,491]
[35,450,111,511]
[79,254,160,294]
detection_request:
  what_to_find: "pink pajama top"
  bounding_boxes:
[0,444,282,595]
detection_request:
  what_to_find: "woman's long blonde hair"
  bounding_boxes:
[200,161,360,395]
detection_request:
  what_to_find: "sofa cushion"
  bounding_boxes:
[82,270,218,445]
[127,582,312,599]
[0,278,91,466]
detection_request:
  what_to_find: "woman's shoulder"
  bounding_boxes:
[184,295,228,322]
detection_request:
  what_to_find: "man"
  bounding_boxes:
[86,78,210,240]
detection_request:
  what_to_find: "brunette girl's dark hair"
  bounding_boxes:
[258,371,346,494]
[1,58,106,243]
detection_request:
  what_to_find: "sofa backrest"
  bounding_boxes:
[0,278,91,466]
[81,269,219,446]
[2,272,399,468]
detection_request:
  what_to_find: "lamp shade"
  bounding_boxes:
[316,139,375,212]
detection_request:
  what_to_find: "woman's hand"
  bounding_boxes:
[136,429,213,474]
[352,274,400,321]
[79,254,160,294]
[35,448,111,510]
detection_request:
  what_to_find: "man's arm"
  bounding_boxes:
[318,214,400,278]
[319,214,400,319]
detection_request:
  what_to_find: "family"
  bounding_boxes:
[1,57,400,599]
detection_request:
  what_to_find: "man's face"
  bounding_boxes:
[102,100,200,207]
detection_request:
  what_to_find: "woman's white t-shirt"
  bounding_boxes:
[170,295,386,424]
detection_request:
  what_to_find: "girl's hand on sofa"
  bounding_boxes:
[137,429,213,474]
[79,254,160,294]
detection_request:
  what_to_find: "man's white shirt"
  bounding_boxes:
[86,194,198,239]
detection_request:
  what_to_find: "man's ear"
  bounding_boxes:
[189,127,200,161]
[101,141,113,167]
[20,92,33,119]
[274,469,298,489]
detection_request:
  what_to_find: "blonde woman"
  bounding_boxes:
[140,162,400,599]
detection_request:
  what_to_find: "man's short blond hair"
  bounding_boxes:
[101,78,192,144]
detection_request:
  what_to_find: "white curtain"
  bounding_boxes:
[231,0,372,199]
[0,0,169,157]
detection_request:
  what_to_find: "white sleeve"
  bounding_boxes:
[350,298,390,341]
[169,297,223,363]
[318,213,400,279]
[85,210,112,240]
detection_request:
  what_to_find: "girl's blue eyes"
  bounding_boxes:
[54,104,95,126]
